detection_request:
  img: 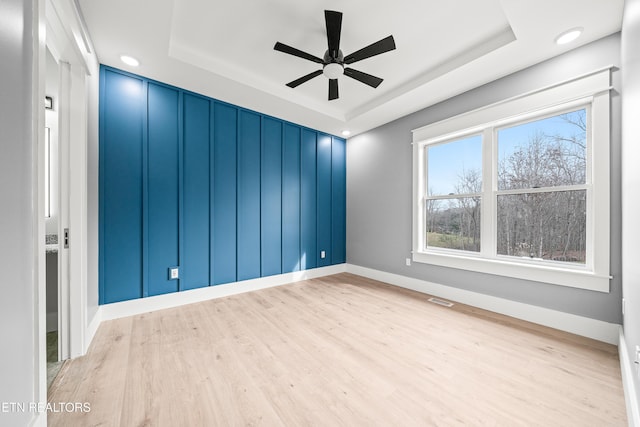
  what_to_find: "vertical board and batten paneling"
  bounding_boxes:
[212,102,237,285]
[331,137,346,264]
[261,117,283,277]
[282,124,301,273]
[100,69,144,303]
[99,66,346,304]
[237,111,262,281]
[300,129,317,271]
[147,83,180,297]
[182,94,210,291]
[316,133,332,267]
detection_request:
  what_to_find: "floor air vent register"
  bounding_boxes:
[427,297,454,308]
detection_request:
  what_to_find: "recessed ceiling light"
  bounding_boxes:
[341,130,351,137]
[120,55,140,67]
[555,28,583,45]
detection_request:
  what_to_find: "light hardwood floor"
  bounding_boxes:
[48,273,627,426]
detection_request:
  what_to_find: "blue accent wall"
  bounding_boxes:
[316,134,332,267]
[99,66,347,304]
[99,70,144,304]
[212,102,237,286]
[282,124,301,273]
[147,83,180,297]
[261,118,283,277]
[182,93,210,290]
[300,129,317,271]
[237,111,262,281]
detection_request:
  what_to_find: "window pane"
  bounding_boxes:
[498,109,586,190]
[427,135,482,196]
[497,190,586,263]
[426,198,481,252]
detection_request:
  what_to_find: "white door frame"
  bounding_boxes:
[57,58,71,360]
[44,0,92,361]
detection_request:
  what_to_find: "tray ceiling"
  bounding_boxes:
[78,0,623,136]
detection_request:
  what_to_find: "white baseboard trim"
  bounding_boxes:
[619,328,640,427]
[84,309,102,354]
[100,264,347,321]
[346,264,620,345]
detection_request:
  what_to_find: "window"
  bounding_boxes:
[496,108,587,263]
[412,69,611,292]
[426,134,482,253]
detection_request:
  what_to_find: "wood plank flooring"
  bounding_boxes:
[48,273,627,426]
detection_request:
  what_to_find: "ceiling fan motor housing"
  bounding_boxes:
[323,50,344,79]
[324,49,344,64]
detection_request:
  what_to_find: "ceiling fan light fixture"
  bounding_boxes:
[323,62,344,79]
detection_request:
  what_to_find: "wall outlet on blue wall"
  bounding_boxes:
[169,267,179,280]
[320,251,326,259]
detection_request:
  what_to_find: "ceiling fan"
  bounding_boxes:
[274,10,396,101]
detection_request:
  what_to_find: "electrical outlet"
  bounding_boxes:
[169,267,179,280]
[320,250,326,259]
[622,298,625,316]
[635,345,640,364]
[405,258,411,266]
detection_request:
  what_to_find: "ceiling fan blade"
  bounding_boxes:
[344,35,396,65]
[274,42,323,64]
[344,68,383,88]
[286,70,323,88]
[329,79,339,100]
[325,10,343,59]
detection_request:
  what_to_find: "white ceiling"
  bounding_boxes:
[77,0,623,137]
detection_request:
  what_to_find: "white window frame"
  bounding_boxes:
[412,68,612,292]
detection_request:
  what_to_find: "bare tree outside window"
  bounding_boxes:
[496,109,587,263]
[426,135,482,253]
[424,109,587,264]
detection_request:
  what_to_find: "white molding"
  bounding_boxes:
[346,264,620,344]
[100,265,347,321]
[84,309,102,354]
[57,60,71,361]
[411,67,612,141]
[411,251,610,292]
[35,0,48,420]
[67,63,89,359]
[346,26,517,121]
[45,0,92,74]
[619,328,640,427]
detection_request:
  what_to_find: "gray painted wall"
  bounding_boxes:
[621,0,640,408]
[0,0,41,425]
[347,33,622,324]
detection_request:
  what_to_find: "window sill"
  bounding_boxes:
[412,250,610,293]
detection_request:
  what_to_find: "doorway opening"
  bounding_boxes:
[45,46,63,390]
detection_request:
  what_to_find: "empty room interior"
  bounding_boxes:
[3,0,640,425]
